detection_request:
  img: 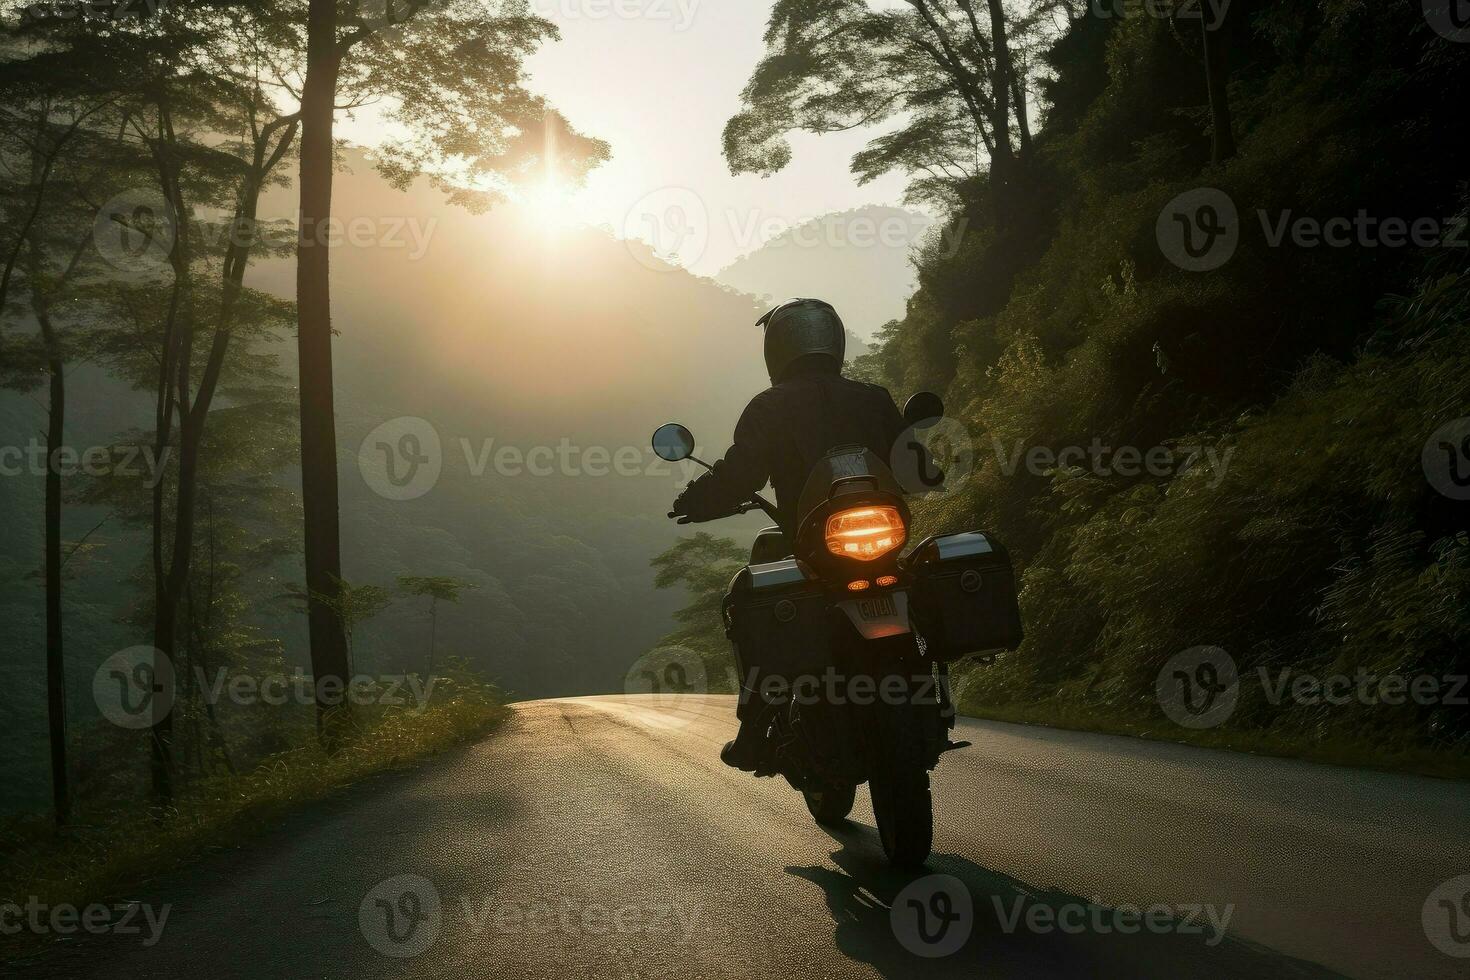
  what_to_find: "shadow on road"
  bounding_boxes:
[786,820,1345,980]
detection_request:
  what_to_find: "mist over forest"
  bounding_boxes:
[0,148,919,813]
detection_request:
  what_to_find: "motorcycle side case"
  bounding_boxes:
[906,532,1024,661]
[723,559,829,716]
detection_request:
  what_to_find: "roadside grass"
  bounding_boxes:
[0,668,507,953]
[958,698,1470,781]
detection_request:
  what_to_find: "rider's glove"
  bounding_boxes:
[670,475,724,524]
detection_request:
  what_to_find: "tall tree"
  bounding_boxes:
[725,0,1047,212]
[0,35,128,821]
[295,0,350,740]
[398,575,476,676]
[291,0,606,740]
[1199,6,1237,162]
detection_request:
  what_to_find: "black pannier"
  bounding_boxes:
[906,532,1023,661]
[723,559,829,715]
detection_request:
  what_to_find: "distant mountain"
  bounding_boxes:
[2,149,790,809]
[714,206,932,341]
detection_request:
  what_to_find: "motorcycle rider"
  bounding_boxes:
[670,298,917,772]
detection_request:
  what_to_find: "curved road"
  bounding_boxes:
[14,695,1469,979]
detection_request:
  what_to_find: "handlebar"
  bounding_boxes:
[667,491,778,525]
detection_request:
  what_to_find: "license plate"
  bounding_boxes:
[857,595,897,620]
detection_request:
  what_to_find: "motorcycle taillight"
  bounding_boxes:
[824,505,906,561]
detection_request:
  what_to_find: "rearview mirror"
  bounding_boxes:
[652,422,696,462]
[903,392,945,429]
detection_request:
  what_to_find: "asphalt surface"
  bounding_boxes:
[12,695,1469,979]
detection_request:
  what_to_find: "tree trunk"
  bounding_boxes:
[1201,13,1237,163]
[298,0,352,743]
[1011,73,1033,156]
[30,243,69,826]
[985,0,1015,174]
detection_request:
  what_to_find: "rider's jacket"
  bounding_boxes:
[677,358,909,533]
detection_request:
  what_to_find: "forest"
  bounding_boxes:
[650,0,1470,771]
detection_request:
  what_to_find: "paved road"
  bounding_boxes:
[14,695,1469,979]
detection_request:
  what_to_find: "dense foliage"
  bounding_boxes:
[857,2,1470,754]
[649,0,1470,763]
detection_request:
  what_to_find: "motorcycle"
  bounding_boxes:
[652,393,1022,869]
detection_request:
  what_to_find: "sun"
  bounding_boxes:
[523,177,581,231]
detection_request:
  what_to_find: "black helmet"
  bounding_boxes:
[757,298,846,383]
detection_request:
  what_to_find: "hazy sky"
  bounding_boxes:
[338,1,918,277]
[520,1,919,275]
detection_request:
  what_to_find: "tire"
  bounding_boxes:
[803,782,856,825]
[870,767,933,870]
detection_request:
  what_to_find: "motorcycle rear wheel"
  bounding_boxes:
[802,783,856,825]
[870,768,933,869]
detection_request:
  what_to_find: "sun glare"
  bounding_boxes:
[524,177,581,232]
